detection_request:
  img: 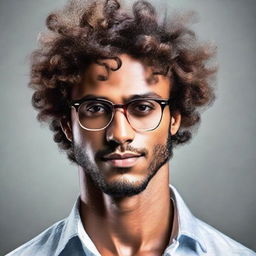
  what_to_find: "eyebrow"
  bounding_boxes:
[74,92,164,102]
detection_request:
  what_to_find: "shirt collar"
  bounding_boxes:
[54,198,80,256]
[55,197,103,256]
[169,185,208,254]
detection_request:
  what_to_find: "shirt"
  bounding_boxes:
[6,186,256,256]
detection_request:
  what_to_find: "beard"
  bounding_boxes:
[73,133,173,198]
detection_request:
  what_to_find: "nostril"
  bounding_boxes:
[106,139,120,148]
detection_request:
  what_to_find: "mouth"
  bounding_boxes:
[102,152,144,168]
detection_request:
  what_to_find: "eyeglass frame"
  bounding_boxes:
[70,97,170,132]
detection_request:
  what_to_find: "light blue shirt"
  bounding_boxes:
[7,186,255,256]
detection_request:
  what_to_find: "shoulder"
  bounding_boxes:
[195,217,256,255]
[6,219,66,256]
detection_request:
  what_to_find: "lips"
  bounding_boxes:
[103,153,141,160]
[102,152,143,168]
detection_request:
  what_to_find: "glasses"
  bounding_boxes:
[70,97,170,132]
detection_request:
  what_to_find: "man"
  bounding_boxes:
[7,0,255,255]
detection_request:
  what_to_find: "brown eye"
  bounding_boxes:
[80,102,110,117]
[135,104,152,112]
[129,101,156,116]
[87,104,106,113]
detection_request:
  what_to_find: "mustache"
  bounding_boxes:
[96,144,148,160]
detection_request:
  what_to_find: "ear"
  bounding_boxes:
[170,111,181,136]
[60,118,73,142]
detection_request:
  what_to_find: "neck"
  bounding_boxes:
[79,164,173,256]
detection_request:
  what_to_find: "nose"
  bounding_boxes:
[106,109,135,145]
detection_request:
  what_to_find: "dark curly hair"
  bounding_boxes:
[30,0,217,163]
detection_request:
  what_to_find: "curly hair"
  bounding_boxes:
[30,0,217,163]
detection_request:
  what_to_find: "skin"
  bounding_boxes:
[61,54,181,256]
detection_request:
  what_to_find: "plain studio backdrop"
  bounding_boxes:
[0,0,255,254]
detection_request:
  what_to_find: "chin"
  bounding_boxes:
[99,173,153,198]
[101,181,148,198]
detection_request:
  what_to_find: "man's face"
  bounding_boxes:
[67,54,179,197]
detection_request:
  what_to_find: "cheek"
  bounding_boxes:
[71,113,105,153]
[150,114,170,152]
[151,108,171,142]
[135,121,170,156]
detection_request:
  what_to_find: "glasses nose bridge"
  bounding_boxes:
[112,103,128,116]
[109,103,132,130]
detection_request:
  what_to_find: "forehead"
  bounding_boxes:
[71,54,171,102]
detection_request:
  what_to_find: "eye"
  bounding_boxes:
[135,104,152,112]
[87,104,106,113]
[80,102,110,117]
[129,101,155,116]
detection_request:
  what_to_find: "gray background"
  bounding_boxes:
[0,0,255,254]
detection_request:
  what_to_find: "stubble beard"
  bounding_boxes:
[73,133,173,198]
